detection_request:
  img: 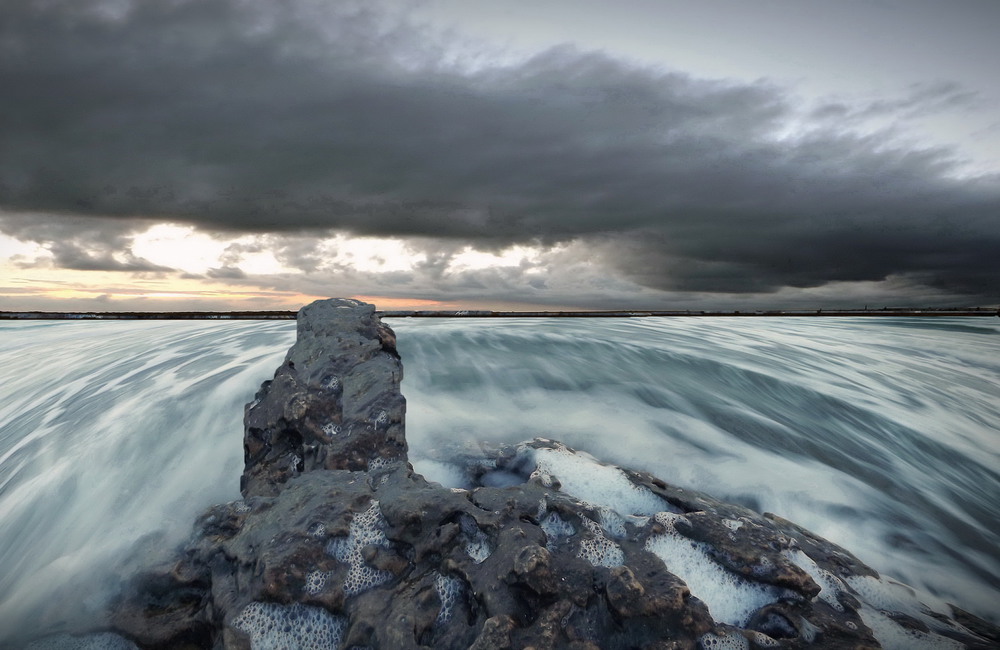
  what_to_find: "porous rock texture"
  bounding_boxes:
[240,297,406,498]
[60,299,999,649]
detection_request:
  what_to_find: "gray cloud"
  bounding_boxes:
[206,265,246,279]
[0,0,997,305]
[46,243,173,273]
[810,81,981,124]
[0,211,172,272]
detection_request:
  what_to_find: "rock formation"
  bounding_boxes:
[25,298,999,649]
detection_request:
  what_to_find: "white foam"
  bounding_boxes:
[597,506,628,539]
[233,601,347,650]
[749,630,781,647]
[434,572,464,626]
[529,446,670,516]
[857,604,963,650]
[465,536,491,563]
[783,548,847,611]
[698,630,749,649]
[845,574,951,619]
[578,517,624,568]
[460,516,493,564]
[303,570,333,596]
[786,548,968,640]
[539,510,576,547]
[325,500,393,596]
[645,513,787,626]
[786,548,979,647]
[366,456,393,473]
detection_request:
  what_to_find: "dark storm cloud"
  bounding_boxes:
[1,0,997,301]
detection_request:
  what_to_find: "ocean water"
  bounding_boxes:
[0,316,998,643]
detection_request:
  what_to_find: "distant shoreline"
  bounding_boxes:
[2,308,998,320]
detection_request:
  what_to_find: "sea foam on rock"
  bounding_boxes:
[47,298,997,649]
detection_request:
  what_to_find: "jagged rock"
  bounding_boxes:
[241,297,405,497]
[48,298,997,649]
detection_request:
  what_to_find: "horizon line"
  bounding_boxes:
[2,307,998,320]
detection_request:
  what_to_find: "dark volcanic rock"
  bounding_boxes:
[241,298,405,497]
[51,298,998,649]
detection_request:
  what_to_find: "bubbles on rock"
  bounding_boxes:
[596,506,628,539]
[527,445,673,517]
[539,510,576,548]
[322,422,341,436]
[749,630,781,648]
[698,631,749,649]
[233,601,346,650]
[366,456,392,473]
[433,572,465,626]
[577,517,624,568]
[645,512,789,626]
[303,570,333,596]
[326,500,393,596]
[459,514,492,564]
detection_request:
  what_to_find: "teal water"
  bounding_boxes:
[0,317,997,642]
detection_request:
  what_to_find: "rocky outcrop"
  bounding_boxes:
[240,298,406,498]
[30,298,998,649]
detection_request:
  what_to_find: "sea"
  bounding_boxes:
[0,316,998,644]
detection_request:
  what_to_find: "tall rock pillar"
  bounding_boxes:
[241,298,406,497]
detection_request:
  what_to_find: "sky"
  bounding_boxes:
[1,0,998,311]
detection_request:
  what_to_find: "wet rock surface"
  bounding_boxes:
[241,298,406,498]
[29,299,999,649]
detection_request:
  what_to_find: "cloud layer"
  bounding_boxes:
[1,0,997,307]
